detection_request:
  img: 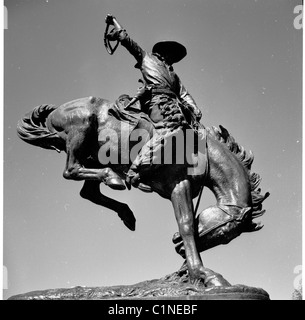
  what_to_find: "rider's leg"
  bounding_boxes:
[126,135,157,192]
[126,161,152,193]
[126,126,175,192]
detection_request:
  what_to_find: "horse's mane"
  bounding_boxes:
[206,125,270,223]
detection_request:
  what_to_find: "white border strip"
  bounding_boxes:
[1,0,5,301]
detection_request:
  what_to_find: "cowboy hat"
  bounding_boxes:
[152,41,187,64]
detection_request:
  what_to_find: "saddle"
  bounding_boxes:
[112,94,154,127]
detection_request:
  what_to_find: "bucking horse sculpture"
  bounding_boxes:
[16,13,269,288]
[17,93,269,287]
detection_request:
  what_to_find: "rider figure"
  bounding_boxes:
[105,15,202,191]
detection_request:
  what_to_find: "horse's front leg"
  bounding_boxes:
[64,165,126,190]
[80,180,136,231]
[62,128,125,190]
[171,179,205,284]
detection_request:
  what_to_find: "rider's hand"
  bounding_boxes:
[105,14,123,32]
[105,14,115,25]
[106,28,125,41]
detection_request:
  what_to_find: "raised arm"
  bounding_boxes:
[105,15,144,64]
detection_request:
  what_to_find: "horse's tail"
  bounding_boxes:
[17,104,65,152]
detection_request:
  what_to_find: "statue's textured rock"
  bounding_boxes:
[9,271,269,300]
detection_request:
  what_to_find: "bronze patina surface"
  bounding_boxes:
[9,271,269,300]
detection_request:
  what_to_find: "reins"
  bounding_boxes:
[194,129,209,216]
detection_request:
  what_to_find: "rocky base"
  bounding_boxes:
[9,270,269,300]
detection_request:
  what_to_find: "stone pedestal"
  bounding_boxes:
[8,272,269,300]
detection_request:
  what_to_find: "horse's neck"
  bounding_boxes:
[207,136,251,207]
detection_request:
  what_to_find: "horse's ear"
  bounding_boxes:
[219,125,229,140]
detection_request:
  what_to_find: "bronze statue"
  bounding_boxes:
[16,14,269,289]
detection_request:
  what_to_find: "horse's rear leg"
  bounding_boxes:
[63,126,125,190]
[171,179,205,284]
[80,181,136,231]
[171,180,231,287]
[173,204,233,287]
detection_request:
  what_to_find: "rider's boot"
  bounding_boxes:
[104,169,126,190]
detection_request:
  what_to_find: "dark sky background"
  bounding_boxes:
[3,0,302,300]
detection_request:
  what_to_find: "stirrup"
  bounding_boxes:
[126,171,152,193]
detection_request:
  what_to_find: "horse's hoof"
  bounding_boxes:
[122,217,136,231]
[105,177,126,190]
[118,206,136,231]
[204,269,231,287]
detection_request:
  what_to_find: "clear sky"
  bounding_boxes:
[3,0,302,300]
